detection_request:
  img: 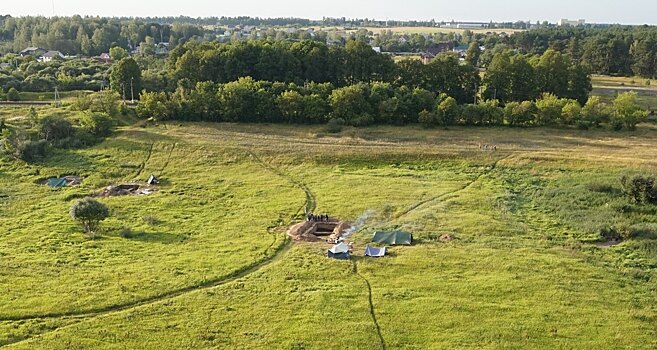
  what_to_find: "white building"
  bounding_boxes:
[558,19,585,26]
[39,51,64,62]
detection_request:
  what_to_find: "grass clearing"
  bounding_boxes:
[1,122,657,348]
[591,75,657,110]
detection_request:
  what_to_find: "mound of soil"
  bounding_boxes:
[439,233,455,242]
[94,183,155,197]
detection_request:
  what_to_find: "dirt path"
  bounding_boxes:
[352,261,387,350]
[343,153,513,350]
[1,150,315,347]
[134,142,155,178]
[395,153,512,220]
[158,142,177,175]
[248,152,317,215]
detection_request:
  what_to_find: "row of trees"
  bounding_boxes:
[168,40,591,104]
[136,77,645,130]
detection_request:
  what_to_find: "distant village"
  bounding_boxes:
[3,18,588,66]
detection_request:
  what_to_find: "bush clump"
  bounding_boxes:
[16,139,48,161]
[620,175,657,205]
[80,112,114,137]
[70,198,110,236]
[6,87,20,101]
[325,118,345,133]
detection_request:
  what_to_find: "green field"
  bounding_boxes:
[1,122,657,349]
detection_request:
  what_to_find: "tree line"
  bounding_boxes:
[136,76,644,130]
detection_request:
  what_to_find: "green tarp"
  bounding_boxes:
[47,178,68,188]
[372,231,413,245]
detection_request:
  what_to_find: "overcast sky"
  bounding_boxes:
[3,0,656,25]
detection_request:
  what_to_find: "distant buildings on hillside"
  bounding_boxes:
[439,22,489,29]
[558,19,586,26]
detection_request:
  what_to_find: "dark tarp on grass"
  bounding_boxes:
[364,245,386,257]
[328,251,351,259]
[372,231,413,245]
[328,242,351,260]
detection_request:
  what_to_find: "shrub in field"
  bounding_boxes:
[612,92,648,130]
[620,175,657,205]
[81,112,114,137]
[325,118,345,133]
[2,128,47,161]
[120,227,134,239]
[6,87,19,101]
[599,224,631,241]
[70,198,110,236]
[16,139,48,161]
[142,215,160,226]
[39,115,74,143]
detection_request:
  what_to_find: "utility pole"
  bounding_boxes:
[122,83,126,104]
[474,83,478,104]
[54,87,61,107]
[493,88,497,100]
[130,77,134,104]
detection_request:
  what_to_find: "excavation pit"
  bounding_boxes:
[94,183,156,197]
[287,218,351,242]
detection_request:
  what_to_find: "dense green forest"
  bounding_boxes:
[0,15,202,55]
[509,26,657,77]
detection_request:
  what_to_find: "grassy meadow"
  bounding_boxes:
[0,120,656,349]
[591,75,657,111]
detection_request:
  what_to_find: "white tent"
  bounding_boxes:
[329,242,350,254]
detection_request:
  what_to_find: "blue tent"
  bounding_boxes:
[364,245,386,257]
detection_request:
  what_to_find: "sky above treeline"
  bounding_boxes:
[3,0,657,25]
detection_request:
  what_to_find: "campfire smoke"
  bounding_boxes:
[342,209,376,239]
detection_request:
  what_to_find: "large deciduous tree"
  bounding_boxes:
[110,57,142,99]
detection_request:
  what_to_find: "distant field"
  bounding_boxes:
[1,120,656,348]
[16,90,94,103]
[591,75,657,110]
[360,26,525,35]
[309,26,524,35]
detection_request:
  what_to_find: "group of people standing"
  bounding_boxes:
[479,144,498,151]
[307,213,330,222]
